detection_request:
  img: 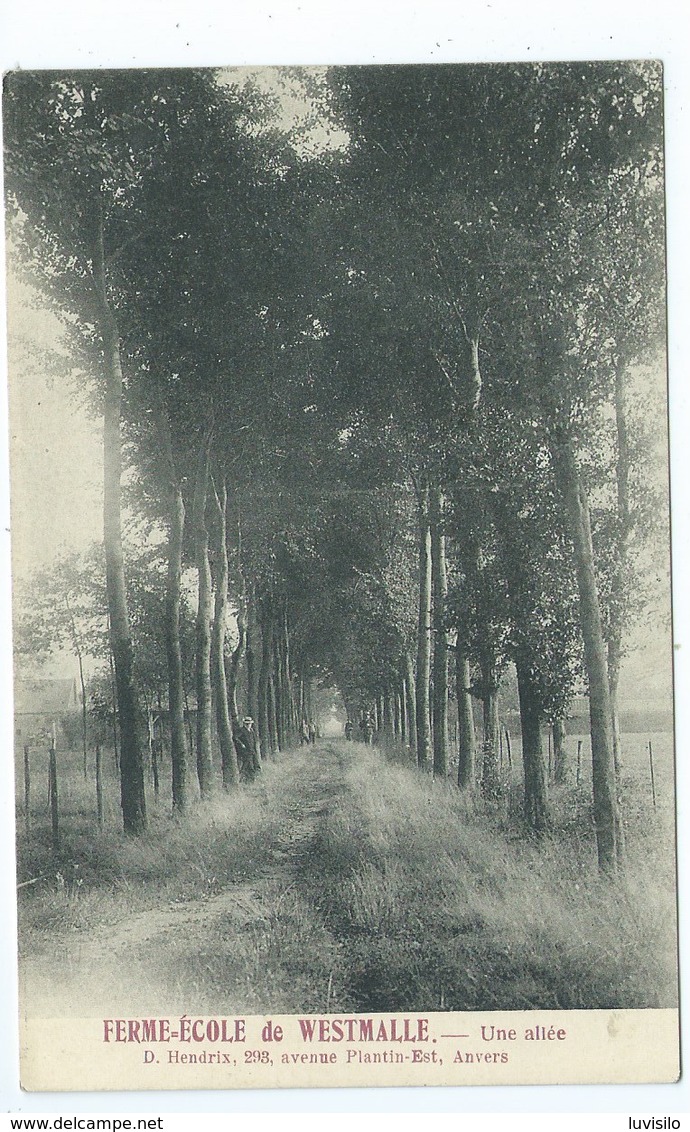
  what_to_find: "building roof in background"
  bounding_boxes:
[14,677,79,716]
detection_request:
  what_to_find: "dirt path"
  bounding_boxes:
[20,742,352,1017]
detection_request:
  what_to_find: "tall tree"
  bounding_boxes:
[210,476,241,789]
[192,434,214,795]
[415,482,433,769]
[430,481,449,777]
[4,74,155,830]
[165,462,191,810]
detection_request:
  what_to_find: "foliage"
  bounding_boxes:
[7,64,669,854]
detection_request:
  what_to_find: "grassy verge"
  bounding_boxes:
[302,745,678,1012]
[17,754,295,940]
[17,741,678,1015]
[17,748,355,1017]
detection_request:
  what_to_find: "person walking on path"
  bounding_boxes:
[236,716,259,780]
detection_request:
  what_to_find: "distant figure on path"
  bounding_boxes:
[308,720,317,745]
[344,719,354,741]
[300,720,310,746]
[236,716,259,780]
[359,714,373,745]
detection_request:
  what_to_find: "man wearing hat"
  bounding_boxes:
[235,715,260,781]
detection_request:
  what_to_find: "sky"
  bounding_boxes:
[6,275,102,585]
[217,65,349,155]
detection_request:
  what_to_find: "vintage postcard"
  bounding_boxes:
[3,61,679,1092]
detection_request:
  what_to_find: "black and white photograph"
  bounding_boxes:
[2,58,681,1092]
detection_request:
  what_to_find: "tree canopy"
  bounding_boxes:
[5,61,668,871]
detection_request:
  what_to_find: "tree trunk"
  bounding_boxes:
[552,436,624,872]
[227,637,241,727]
[392,688,400,737]
[456,650,476,790]
[229,622,254,780]
[296,674,305,735]
[430,484,449,777]
[183,684,195,763]
[553,717,567,785]
[405,652,417,758]
[279,600,294,743]
[93,205,146,835]
[303,678,313,728]
[480,667,501,800]
[107,640,119,774]
[260,601,279,756]
[382,687,393,737]
[516,657,550,832]
[156,688,166,781]
[23,744,31,834]
[608,357,633,779]
[245,589,261,760]
[76,643,88,780]
[257,612,271,762]
[49,729,59,854]
[193,435,214,796]
[163,438,190,813]
[415,483,433,769]
[463,324,482,411]
[150,714,160,800]
[608,656,623,780]
[145,705,154,788]
[273,617,285,751]
[95,742,104,828]
[64,593,89,781]
[267,667,279,754]
[210,479,240,790]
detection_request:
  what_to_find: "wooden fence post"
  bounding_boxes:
[48,723,59,854]
[152,740,160,800]
[96,742,104,828]
[504,725,512,768]
[23,744,31,835]
[648,740,657,808]
[576,739,583,785]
